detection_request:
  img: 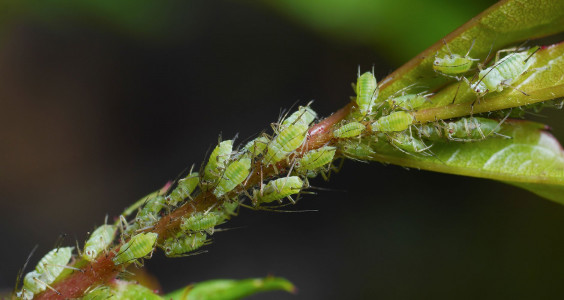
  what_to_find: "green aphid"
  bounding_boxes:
[82,285,113,300]
[113,280,163,300]
[333,122,366,138]
[222,200,239,217]
[213,157,251,197]
[389,132,431,154]
[35,247,74,283]
[167,172,199,206]
[340,141,376,160]
[387,93,431,111]
[281,105,317,128]
[371,111,414,132]
[204,140,233,182]
[354,71,379,116]
[244,136,270,158]
[162,232,208,257]
[21,271,44,298]
[433,39,479,77]
[472,46,538,95]
[295,146,336,174]
[167,277,295,300]
[180,212,223,233]
[445,117,503,141]
[84,224,117,261]
[113,232,158,265]
[264,123,308,165]
[254,176,303,205]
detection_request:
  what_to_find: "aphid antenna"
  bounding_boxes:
[13,245,38,293]
[44,262,83,273]
[441,39,454,57]
[33,277,62,296]
[465,39,478,58]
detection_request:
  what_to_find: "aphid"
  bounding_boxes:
[113,232,158,265]
[354,71,379,117]
[167,171,199,206]
[128,195,166,234]
[415,122,444,141]
[203,140,233,182]
[162,232,208,257]
[471,46,539,96]
[371,111,414,132]
[340,140,376,160]
[264,123,308,165]
[83,224,117,261]
[433,40,479,76]
[444,117,505,141]
[253,176,303,205]
[213,157,251,198]
[333,122,366,138]
[294,146,336,174]
[244,136,270,158]
[386,92,432,111]
[222,200,239,217]
[389,132,432,155]
[180,212,223,234]
[281,105,317,129]
[18,247,74,299]
[83,285,113,300]
[35,247,74,283]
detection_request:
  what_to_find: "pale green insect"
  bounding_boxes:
[371,111,414,132]
[418,117,505,141]
[113,232,158,265]
[84,224,117,261]
[222,200,239,217]
[129,195,166,234]
[213,157,251,197]
[18,247,74,299]
[294,146,336,174]
[281,105,317,128]
[354,71,379,116]
[333,122,366,138]
[167,171,199,206]
[162,232,208,257]
[264,123,309,165]
[180,212,223,234]
[203,140,233,182]
[340,140,376,160]
[253,176,303,205]
[83,285,113,300]
[386,93,432,111]
[471,46,538,95]
[433,40,479,76]
[244,136,270,158]
[389,132,432,155]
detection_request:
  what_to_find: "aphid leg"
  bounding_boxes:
[501,82,530,96]
[33,277,62,296]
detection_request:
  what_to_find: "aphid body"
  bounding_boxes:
[472,47,538,95]
[167,172,199,206]
[254,176,303,204]
[295,146,336,174]
[281,106,317,128]
[355,71,379,116]
[371,111,414,132]
[113,232,158,265]
[445,117,502,140]
[204,140,233,182]
[340,140,376,160]
[180,212,223,233]
[213,157,251,197]
[387,93,431,111]
[162,232,208,257]
[84,224,117,261]
[389,132,431,154]
[35,247,74,283]
[433,54,478,76]
[333,122,366,138]
[264,123,308,165]
[244,136,270,158]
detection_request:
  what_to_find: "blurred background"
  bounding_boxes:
[2,0,564,299]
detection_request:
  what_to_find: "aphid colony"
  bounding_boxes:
[333,43,539,156]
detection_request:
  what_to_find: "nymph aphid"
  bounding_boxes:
[371,111,414,132]
[333,122,366,138]
[433,39,479,77]
[294,146,336,175]
[213,157,251,198]
[353,70,379,118]
[83,224,117,261]
[244,136,270,158]
[203,140,233,182]
[162,232,208,257]
[388,131,432,155]
[113,232,158,265]
[280,105,317,129]
[180,211,223,234]
[253,176,304,205]
[264,123,309,166]
[386,92,433,111]
[167,171,199,206]
[18,247,74,299]
[471,46,539,96]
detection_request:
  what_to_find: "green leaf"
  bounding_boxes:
[379,0,564,100]
[341,120,564,204]
[165,276,296,300]
[414,41,564,122]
